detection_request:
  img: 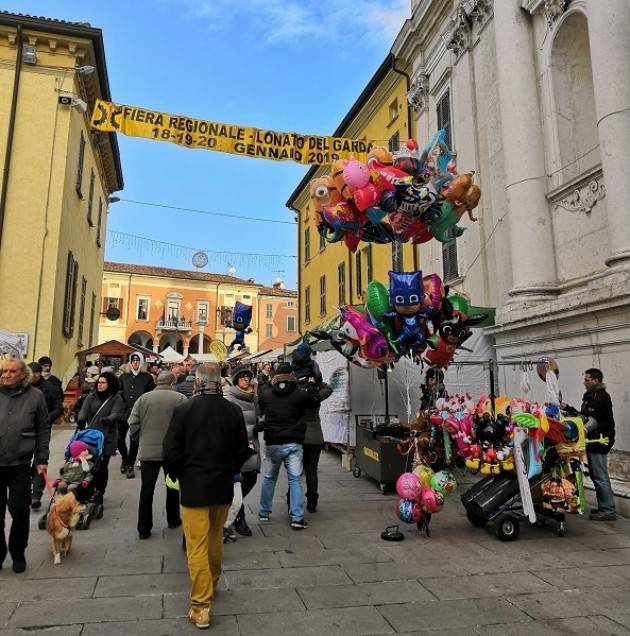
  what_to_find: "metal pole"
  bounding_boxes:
[384,368,390,424]
[391,237,403,272]
[489,359,496,417]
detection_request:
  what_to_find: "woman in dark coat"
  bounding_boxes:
[77,372,125,501]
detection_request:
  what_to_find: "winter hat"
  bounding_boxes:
[86,365,100,376]
[69,441,90,458]
[28,362,43,374]
[296,342,312,355]
[101,366,115,374]
[231,364,254,385]
[38,356,52,366]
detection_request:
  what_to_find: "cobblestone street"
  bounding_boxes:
[1,428,630,635]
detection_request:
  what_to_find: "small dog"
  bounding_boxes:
[45,492,84,565]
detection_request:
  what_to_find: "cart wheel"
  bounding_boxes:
[495,514,520,542]
[352,467,361,478]
[81,515,91,530]
[466,510,487,528]
[94,503,104,520]
[557,522,566,537]
[380,483,389,495]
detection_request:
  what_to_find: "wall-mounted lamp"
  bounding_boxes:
[108,196,121,204]
[75,65,95,76]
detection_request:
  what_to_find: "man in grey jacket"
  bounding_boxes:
[0,357,49,573]
[129,371,187,539]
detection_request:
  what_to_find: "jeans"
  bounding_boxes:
[588,452,616,515]
[303,444,323,499]
[182,504,230,611]
[0,464,31,561]
[259,443,304,521]
[138,461,181,535]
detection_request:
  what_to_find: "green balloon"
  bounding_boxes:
[431,202,466,243]
[365,281,399,355]
[447,294,470,315]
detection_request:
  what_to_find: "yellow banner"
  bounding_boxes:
[90,99,373,165]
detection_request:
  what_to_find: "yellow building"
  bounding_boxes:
[0,13,123,381]
[286,54,416,332]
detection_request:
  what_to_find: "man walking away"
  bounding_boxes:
[129,371,187,540]
[257,363,319,529]
[577,369,616,521]
[27,362,63,510]
[37,356,62,392]
[163,363,249,630]
[0,357,49,573]
[119,352,155,478]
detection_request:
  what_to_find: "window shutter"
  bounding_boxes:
[442,234,459,281]
[96,198,103,246]
[76,132,85,197]
[87,169,95,225]
[355,251,362,297]
[437,91,452,149]
[89,292,96,346]
[63,252,78,338]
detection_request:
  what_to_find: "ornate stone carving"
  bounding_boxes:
[442,0,494,58]
[554,179,606,214]
[407,72,429,113]
[544,0,567,27]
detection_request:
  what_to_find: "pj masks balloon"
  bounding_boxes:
[227,302,252,352]
[385,271,429,355]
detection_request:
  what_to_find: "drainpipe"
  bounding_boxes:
[390,55,419,271]
[0,24,23,248]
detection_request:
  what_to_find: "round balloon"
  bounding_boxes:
[398,498,423,524]
[430,470,457,497]
[419,487,443,514]
[396,472,421,500]
[413,464,434,488]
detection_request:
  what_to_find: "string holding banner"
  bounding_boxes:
[91,99,374,165]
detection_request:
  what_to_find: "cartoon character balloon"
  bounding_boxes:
[226,301,253,352]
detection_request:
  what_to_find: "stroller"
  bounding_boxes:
[38,428,106,531]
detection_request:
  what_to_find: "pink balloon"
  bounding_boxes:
[343,159,370,188]
[420,487,444,514]
[396,472,421,500]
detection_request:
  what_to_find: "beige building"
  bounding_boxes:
[0,13,123,381]
[99,262,297,356]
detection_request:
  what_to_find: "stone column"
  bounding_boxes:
[197,325,205,354]
[586,0,630,267]
[494,0,558,301]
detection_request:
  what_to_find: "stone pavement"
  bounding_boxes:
[1,428,630,635]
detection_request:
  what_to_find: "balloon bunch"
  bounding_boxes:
[226,301,253,352]
[311,270,489,370]
[396,466,457,534]
[308,130,481,252]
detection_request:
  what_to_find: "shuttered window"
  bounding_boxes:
[319,275,326,316]
[304,227,311,263]
[77,276,87,346]
[364,244,373,283]
[437,91,452,149]
[355,251,362,297]
[388,131,400,152]
[442,228,459,281]
[63,252,79,338]
[96,197,103,246]
[338,262,346,305]
[305,286,311,323]
[89,292,96,346]
[87,169,95,226]
[76,132,86,198]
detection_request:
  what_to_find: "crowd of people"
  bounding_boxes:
[0,344,333,630]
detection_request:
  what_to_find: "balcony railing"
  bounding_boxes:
[157,318,192,331]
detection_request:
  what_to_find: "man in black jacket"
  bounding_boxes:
[163,363,249,630]
[119,352,155,478]
[0,357,49,573]
[579,368,616,521]
[27,362,63,509]
[257,363,319,529]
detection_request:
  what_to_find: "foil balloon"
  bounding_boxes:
[413,464,434,488]
[227,301,253,352]
[419,487,444,514]
[338,306,391,363]
[430,470,457,497]
[419,129,457,190]
[365,280,399,354]
[398,498,423,524]
[396,472,421,500]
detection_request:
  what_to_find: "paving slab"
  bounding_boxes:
[93,572,190,597]
[377,597,531,632]
[235,606,394,636]
[533,564,630,590]
[164,587,306,617]
[277,546,393,568]
[479,615,630,635]
[81,615,239,635]
[344,560,461,583]
[0,604,16,629]
[0,628,83,636]
[224,564,352,590]
[0,576,98,602]
[297,580,434,609]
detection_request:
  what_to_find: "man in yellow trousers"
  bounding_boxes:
[163,363,250,629]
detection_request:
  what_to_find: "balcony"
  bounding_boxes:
[157,318,192,332]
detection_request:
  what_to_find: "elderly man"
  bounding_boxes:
[37,355,62,391]
[0,357,49,573]
[119,352,155,478]
[129,371,188,540]
[27,362,63,510]
[163,363,250,630]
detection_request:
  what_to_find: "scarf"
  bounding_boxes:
[230,385,254,401]
[193,380,223,397]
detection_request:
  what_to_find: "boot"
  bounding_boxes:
[223,526,237,543]
[234,505,252,537]
[126,465,135,479]
[306,493,319,513]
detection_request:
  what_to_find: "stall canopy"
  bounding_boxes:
[76,340,162,367]
[160,346,184,363]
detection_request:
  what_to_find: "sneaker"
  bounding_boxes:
[126,466,135,479]
[223,526,237,543]
[30,499,42,510]
[234,516,252,537]
[589,511,617,521]
[290,518,308,530]
[188,606,211,629]
[258,513,270,522]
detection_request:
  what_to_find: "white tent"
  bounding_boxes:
[160,346,185,363]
